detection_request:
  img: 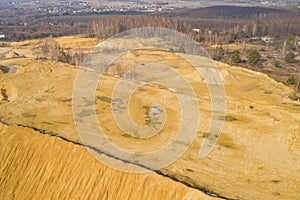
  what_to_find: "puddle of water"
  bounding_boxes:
[112,99,124,105]
[0,65,19,74]
[148,107,163,115]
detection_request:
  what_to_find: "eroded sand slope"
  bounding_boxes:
[0,123,215,200]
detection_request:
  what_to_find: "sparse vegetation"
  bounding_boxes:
[33,37,60,61]
[33,37,86,65]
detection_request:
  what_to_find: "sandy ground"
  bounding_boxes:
[0,40,299,199]
[0,123,215,200]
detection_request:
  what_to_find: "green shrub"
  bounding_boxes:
[273,60,281,68]
[213,47,224,61]
[231,51,241,63]
[168,48,175,53]
[287,75,296,85]
[177,46,185,53]
[247,49,261,66]
[285,51,296,63]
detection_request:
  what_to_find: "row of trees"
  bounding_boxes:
[90,16,191,39]
[213,48,297,66]
[88,15,300,63]
[211,46,257,64]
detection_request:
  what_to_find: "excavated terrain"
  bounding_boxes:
[0,38,299,200]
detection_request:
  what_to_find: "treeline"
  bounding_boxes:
[180,6,300,38]
[88,10,300,47]
[185,16,300,40]
[90,15,191,39]
[181,6,286,18]
[0,15,95,41]
[1,26,86,41]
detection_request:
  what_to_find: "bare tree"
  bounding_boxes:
[33,37,60,61]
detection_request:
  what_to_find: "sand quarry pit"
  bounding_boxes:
[0,45,299,200]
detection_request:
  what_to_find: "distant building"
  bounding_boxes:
[0,34,6,39]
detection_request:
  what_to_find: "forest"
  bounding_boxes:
[1,6,300,41]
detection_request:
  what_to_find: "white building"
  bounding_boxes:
[0,35,6,39]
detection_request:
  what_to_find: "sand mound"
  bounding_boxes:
[0,123,214,200]
[5,51,21,59]
[54,36,100,50]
